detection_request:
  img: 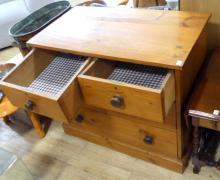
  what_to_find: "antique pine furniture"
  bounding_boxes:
[185,49,220,174]
[0,7,210,173]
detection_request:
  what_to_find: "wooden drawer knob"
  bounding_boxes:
[25,100,35,110]
[144,135,154,144]
[111,95,124,108]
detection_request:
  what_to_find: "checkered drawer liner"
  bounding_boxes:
[108,62,168,89]
[28,53,87,96]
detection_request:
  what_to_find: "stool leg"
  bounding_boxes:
[3,116,9,123]
[28,112,45,138]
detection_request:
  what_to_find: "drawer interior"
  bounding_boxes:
[1,49,91,122]
[3,49,88,98]
[81,59,170,90]
[79,59,175,122]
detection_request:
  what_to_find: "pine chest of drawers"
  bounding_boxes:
[0,7,211,173]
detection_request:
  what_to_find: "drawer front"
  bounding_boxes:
[198,118,220,131]
[78,61,175,123]
[71,108,178,158]
[2,85,67,121]
[0,49,90,123]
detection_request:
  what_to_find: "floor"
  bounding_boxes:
[0,47,20,64]
[0,47,220,180]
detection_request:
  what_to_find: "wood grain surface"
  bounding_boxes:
[28,6,210,69]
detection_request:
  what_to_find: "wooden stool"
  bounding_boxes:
[0,96,17,123]
[185,49,220,174]
[0,96,45,138]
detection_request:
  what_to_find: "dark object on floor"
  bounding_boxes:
[9,1,71,56]
[185,49,220,174]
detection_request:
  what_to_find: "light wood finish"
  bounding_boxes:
[180,0,220,49]
[0,49,91,123]
[174,28,208,158]
[64,126,184,173]
[0,46,218,179]
[18,8,210,172]
[137,0,165,7]
[0,46,219,179]
[27,111,45,138]
[78,59,175,122]
[0,96,18,119]
[66,106,178,158]
[63,103,182,172]
[178,28,207,105]
[28,7,211,69]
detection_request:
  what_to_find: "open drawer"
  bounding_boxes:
[0,48,91,123]
[78,59,175,123]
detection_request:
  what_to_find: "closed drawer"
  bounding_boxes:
[71,108,178,158]
[78,59,175,123]
[0,49,91,123]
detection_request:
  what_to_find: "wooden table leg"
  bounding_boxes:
[28,111,45,138]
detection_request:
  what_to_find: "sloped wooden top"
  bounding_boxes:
[28,6,211,69]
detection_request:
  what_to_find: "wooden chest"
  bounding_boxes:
[0,7,211,173]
